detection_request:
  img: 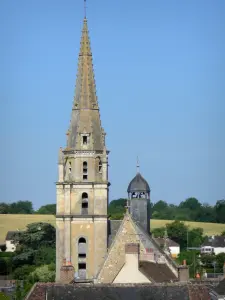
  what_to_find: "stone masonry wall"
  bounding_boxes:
[97,214,146,283]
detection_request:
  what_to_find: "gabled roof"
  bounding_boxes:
[201,236,225,248]
[97,212,178,284]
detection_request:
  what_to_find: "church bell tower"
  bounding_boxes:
[55,14,109,281]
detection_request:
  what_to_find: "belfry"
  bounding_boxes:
[55,13,109,281]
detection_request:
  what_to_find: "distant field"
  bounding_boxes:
[0,214,225,242]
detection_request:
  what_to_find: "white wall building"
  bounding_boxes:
[5,231,17,252]
[201,236,225,255]
[154,237,180,258]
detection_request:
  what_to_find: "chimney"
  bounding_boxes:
[124,243,140,269]
[60,259,75,283]
[178,260,189,282]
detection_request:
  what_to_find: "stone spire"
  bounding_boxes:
[66,17,105,151]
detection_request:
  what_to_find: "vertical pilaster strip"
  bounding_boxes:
[64,218,71,262]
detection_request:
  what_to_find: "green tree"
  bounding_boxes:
[188,228,204,247]
[0,258,8,275]
[196,203,216,223]
[177,250,201,278]
[215,253,225,271]
[13,265,36,280]
[152,201,169,220]
[12,222,55,268]
[166,220,188,250]
[0,202,10,214]
[108,199,126,219]
[201,254,216,267]
[179,197,201,211]
[9,201,33,214]
[31,265,55,282]
[179,197,202,221]
[13,281,33,300]
[0,292,10,300]
[152,227,165,238]
[35,204,56,215]
[221,230,225,236]
[34,246,55,266]
[215,200,225,223]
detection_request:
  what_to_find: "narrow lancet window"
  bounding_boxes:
[81,192,88,214]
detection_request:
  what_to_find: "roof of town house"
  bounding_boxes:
[213,278,225,296]
[201,236,225,248]
[139,261,178,282]
[5,231,18,241]
[26,283,211,300]
[154,237,180,248]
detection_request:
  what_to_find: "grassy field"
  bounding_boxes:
[0,214,225,242]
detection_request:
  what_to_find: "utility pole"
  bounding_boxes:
[187,229,189,251]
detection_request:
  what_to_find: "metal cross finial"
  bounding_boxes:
[136,156,140,173]
[84,0,87,19]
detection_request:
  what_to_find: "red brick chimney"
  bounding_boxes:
[60,259,75,283]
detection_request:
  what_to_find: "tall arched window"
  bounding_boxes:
[83,161,88,180]
[81,192,88,214]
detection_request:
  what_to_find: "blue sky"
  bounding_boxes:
[0,0,224,210]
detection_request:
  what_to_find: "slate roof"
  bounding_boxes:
[155,237,180,248]
[26,283,211,300]
[107,216,179,283]
[5,231,17,241]
[214,278,225,295]
[108,220,122,247]
[139,261,178,283]
[201,236,225,248]
[127,172,150,193]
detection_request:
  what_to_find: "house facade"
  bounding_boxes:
[201,236,225,255]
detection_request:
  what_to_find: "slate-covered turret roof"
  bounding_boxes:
[127,172,150,193]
